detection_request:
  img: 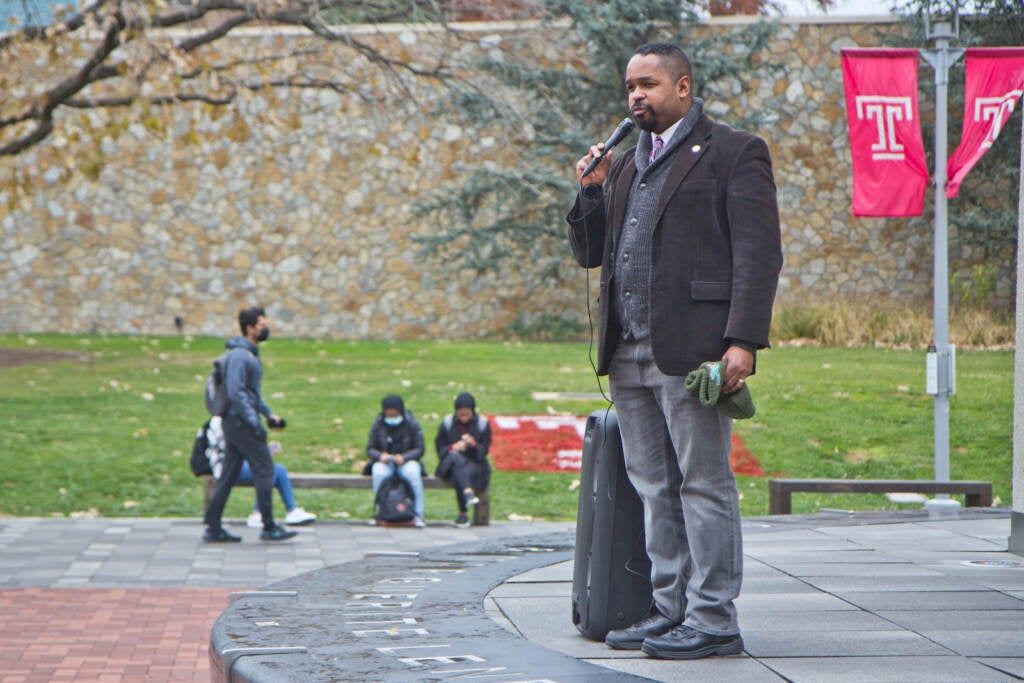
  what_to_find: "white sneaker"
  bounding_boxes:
[246,511,263,529]
[465,490,480,507]
[284,507,317,526]
[413,517,426,528]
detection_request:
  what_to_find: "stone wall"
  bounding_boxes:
[0,17,1015,339]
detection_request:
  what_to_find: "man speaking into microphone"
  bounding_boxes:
[566,42,782,660]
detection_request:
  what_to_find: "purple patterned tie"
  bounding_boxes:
[649,135,665,163]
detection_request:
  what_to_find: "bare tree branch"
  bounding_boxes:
[0,0,108,49]
[64,91,237,107]
[0,0,472,155]
[43,9,126,115]
[175,12,254,52]
[1,6,127,155]
[59,45,350,113]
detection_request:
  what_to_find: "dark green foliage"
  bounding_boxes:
[413,0,782,286]
[502,312,589,340]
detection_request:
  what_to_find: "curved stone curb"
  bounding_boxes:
[209,531,648,682]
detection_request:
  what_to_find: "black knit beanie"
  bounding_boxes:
[381,394,405,413]
[454,392,476,411]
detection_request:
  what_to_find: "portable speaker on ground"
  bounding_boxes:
[571,408,652,641]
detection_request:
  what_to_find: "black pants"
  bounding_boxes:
[443,453,491,513]
[203,415,275,531]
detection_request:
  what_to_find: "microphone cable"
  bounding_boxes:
[577,180,615,410]
[578,181,648,590]
[575,180,618,488]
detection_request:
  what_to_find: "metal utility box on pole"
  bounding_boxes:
[920,17,964,512]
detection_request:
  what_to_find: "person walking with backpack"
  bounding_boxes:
[363,394,426,528]
[203,306,296,542]
[434,392,491,528]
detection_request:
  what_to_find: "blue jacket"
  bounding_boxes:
[223,336,272,432]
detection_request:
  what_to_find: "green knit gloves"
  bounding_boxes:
[684,361,756,420]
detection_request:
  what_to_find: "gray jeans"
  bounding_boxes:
[609,339,742,636]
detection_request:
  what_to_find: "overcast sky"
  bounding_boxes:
[777,0,901,16]
[777,0,989,16]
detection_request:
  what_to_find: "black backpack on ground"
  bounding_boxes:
[374,472,416,523]
[190,421,213,477]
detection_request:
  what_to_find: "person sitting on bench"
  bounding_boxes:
[363,394,426,528]
[434,392,492,528]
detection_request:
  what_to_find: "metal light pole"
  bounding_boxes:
[1012,108,1024,554]
[921,14,964,511]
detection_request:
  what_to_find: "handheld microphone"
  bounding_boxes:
[581,118,635,177]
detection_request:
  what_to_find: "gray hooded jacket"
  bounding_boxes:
[223,336,272,432]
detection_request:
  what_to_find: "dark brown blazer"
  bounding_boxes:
[567,114,783,377]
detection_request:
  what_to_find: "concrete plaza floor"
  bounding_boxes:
[1,509,1022,682]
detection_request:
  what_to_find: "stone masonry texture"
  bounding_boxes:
[0,17,1015,338]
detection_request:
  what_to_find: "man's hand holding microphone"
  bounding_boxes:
[576,118,635,187]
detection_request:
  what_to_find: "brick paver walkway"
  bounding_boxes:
[0,517,567,683]
[0,587,241,683]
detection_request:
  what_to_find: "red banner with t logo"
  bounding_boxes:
[842,49,929,217]
[946,48,1024,198]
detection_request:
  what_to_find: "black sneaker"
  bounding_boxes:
[203,527,242,543]
[641,624,744,660]
[260,524,298,541]
[605,607,679,650]
[454,514,470,529]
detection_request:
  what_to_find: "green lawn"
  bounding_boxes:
[0,334,1013,521]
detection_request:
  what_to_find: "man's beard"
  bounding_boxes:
[632,106,659,132]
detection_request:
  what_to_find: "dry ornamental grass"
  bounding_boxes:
[771,294,1014,350]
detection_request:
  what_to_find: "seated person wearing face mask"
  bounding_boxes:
[363,394,426,527]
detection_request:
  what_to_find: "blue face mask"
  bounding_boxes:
[383,416,404,426]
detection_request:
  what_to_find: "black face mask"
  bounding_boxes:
[257,327,270,342]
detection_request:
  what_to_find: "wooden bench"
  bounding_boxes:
[204,473,489,525]
[768,478,993,515]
